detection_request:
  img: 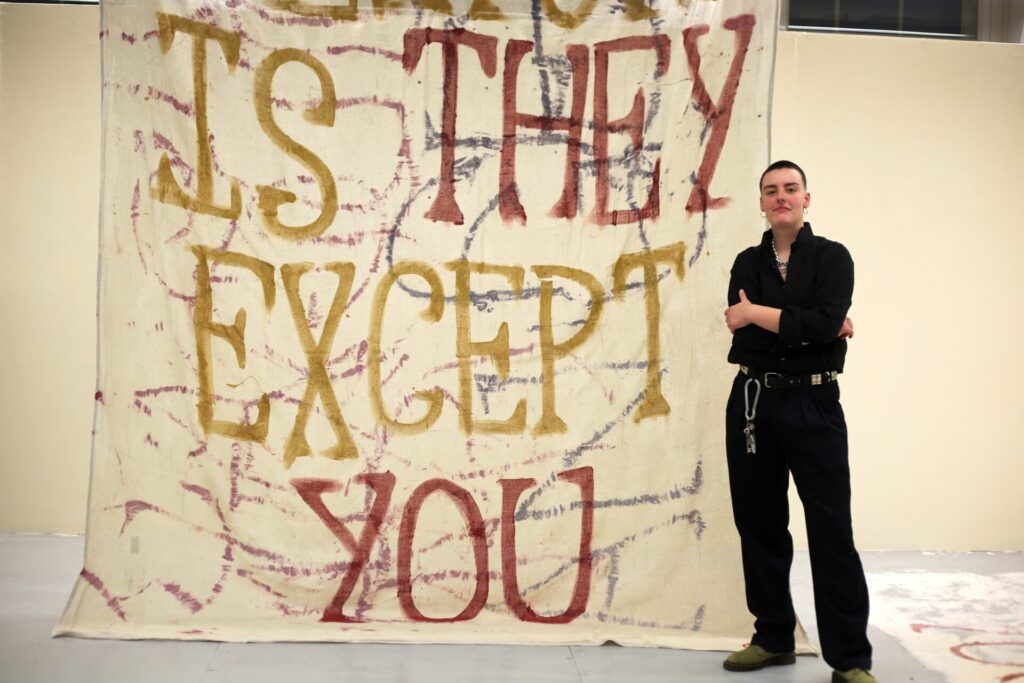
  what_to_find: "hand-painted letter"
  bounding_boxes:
[152,14,241,219]
[500,467,594,623]
[192,246,276,440]
[292,473,396,622]
[612,243,686,421]
[684,14,756,214]
[592,35,670,226]
[446,261,527,434]
[500,40,588,222]
[254,49,339,241]
[280,262,358,466]
[403,29,498,225]
[368,263,446,434]
[532,266,604,435]
[397,479,489,622]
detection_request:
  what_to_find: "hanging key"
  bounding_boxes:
[743,376,762,455]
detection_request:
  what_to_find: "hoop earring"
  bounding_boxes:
[803,208,809,215]
[760,211,767,218]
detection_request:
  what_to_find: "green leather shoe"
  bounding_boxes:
[832,668,877,683]
[722,644,796,671]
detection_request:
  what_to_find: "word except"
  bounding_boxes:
[151,12,755,234]
[193,243,685,466]
[292,466,594,623]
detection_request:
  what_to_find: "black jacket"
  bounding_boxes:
[727,223,853,373]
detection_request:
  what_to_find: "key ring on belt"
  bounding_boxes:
[744,377,761,423]
[743,377,761,454]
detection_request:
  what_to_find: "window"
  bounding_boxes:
[787,0,979,39]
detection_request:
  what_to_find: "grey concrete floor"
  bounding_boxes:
[2,534,1019,682]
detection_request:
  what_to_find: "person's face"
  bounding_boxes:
[759,168,810,230]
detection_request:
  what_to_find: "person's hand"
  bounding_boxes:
[725,289,754,332]
[838,316,854,339]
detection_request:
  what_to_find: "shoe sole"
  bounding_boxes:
[722,653,796,672]
[831,672,873,683]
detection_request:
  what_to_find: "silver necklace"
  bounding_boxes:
[771,239,789,276]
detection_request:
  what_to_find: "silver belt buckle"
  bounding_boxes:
[763,372,779,389]
[811,373,822,386]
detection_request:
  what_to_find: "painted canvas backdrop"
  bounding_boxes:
[57,0,784,647]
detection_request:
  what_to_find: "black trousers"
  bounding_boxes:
[725,372,872,672]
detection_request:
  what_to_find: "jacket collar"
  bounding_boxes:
[759,222,814,258]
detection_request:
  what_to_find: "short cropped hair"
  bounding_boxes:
[759,160,807,190]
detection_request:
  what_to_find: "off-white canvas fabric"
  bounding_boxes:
[57,0,790,648]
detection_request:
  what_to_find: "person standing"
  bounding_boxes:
[721,161,875,683]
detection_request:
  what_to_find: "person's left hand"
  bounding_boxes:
[838,316,854,339]
[725,289,754,332]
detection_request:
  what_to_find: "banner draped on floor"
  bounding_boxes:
[57,0,785,647]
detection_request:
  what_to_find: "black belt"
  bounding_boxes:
[740,365,838,389]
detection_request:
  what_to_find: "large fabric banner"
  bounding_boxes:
[58,0,781,647]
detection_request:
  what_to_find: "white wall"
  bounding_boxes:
[773,31,1024,551]
[1,4,1022,550]
[0,3,100,535]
